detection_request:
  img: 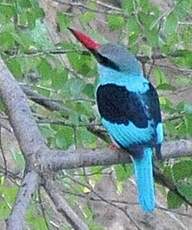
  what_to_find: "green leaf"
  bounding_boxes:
[51,68,68,90]
[164,121,177,138]
[57,12,70,32]
[138,0,153,13]
[173,49,192,57]
[184,103,192,114]
[164,13,178,35]
[55,127,74,149]
[154,68,168,86]
[144,29,159,46]
[16,0,32,8]
[176,102,192,114]
[157,83,176,91]
[67,78,85,98]
[0,5,15,20]
[27,204,48,230]
[90,166,102,183]
[0,99,5,112]
[0,185,18,219]
[35,86,50,97]
[83,205,104,230]
[40,125,55,139]
[159,97,174,113]
[173,50,192,68]
[127,16,140,36]
[29,19,52,48]
[163,165,173,179]
[177,182,192,202]
[27,215,48,230]
[184,114,192,136]
[17,11,28,27]
[122,1,134,14]
[0,31,15,50]
[74,101,93,117]
[6,58,22,79]
[175,76,191,87]
[83,83,95,98]
[107,15,125,30]
[27,8,44,29]
[80,12,95,23]
[77,127,96,148]
[115,164,133,182]
[67,52,94,76]
[68,112,80,126]
[167,190,183,209]
[12,32,34,50]
[37,58,53,81]
[176,121,187,138]
[172,160,192,181]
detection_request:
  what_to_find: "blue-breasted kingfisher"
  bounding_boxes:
[69,28,164,212]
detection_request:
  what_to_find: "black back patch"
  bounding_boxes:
[143,83,161,124]
[96,84,149,128]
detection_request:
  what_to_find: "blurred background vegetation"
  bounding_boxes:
[0,0,192,229]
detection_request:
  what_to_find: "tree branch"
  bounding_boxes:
[43,178,89,230]
[0,58,47,159]
[6,171,39,230]
[0,56,90,229]
[41,139,192,171]
[20,84,70,113]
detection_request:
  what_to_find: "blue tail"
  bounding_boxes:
[133,147,155,212]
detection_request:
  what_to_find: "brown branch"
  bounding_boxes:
[20,84,70,113]
[5,48,186,63]
[6,171,39,230]
[53,0,124,15]
[65,174,142,230]
[37,188,50,230]
[0,56,90,229]
[43,178,89,230]
[42,139,192,172]
[0,127,8,176]
[93,0,122,11]
[0,58,47,159]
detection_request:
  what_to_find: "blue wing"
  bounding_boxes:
[96,82,163,158]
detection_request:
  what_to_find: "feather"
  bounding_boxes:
[133,148,155,212]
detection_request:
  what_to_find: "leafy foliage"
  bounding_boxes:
[1,0,192,227]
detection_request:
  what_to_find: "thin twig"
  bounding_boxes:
[0,119,12,133]
[94,0,121,11]
[157,206,192,218]
[43,177,89,230]
[147,57,155,77]
[4,49,85,59]
[38,188,50,230]
[20,84,70,113]
[53,0,127,16]
[65,174,142,230]
[0,127,8,177]
[63,189,137,206]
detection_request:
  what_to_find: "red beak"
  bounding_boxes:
[68,28,101,51]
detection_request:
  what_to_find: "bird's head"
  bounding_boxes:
[69,28,142,75]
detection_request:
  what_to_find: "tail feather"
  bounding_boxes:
[133,147,155,212]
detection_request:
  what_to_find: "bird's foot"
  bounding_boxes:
[109,143,119,151]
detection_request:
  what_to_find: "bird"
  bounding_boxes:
[69,28,163,212]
